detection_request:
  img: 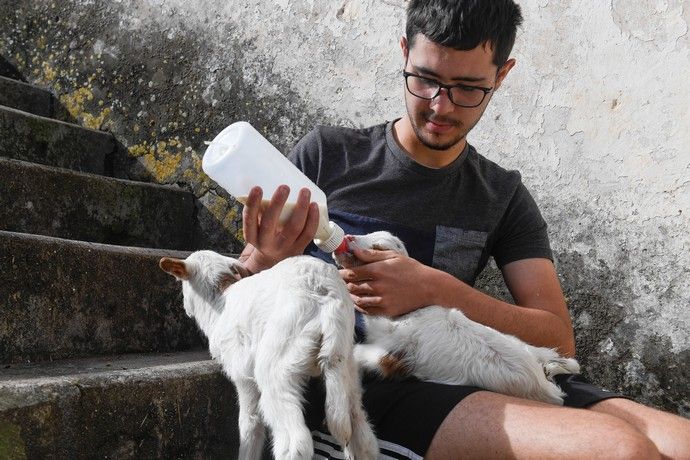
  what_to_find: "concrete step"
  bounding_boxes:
[0,351,239,459]
[0,231,206,365]
[0,157,196,250]
[0,105,113,174]
[0,76,52,118]
[0,56,23,81]
[0,76,75,123]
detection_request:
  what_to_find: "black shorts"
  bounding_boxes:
[304,372,630,459]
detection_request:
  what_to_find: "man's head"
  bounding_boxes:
[406,0,523,68]
[397,0,523,164]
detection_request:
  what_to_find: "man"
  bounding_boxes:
[239,0,690,458]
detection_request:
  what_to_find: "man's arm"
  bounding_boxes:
[341,249,576,357]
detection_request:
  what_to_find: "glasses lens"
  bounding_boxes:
[449,86,485,107]
[405,75,439,99]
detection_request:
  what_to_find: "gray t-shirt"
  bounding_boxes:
[288,120,552,286]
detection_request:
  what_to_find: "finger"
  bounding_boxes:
[341,268,374,283]
[351,247,398,263]
[241,186,263,245]
[347,282,376,296]
[258,185,289,238]
[282,188,312,239]
[340,268,358,284]
[294,202,320,249]
[351,296,368,314]
[353,295,383,310]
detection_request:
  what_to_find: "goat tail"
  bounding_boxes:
[317,284,378,459]
[317,288,357,446]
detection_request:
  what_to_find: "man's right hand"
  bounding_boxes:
[239,185,320,274]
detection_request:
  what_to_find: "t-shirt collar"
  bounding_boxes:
[385,119,470,176]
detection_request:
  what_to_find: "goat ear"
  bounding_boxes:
[159,257,190,280]
[217,262,252,292]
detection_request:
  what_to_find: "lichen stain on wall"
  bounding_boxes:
[0,0,334,252]
[60,86,112,130]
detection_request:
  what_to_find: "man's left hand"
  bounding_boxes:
[339,248,434,317]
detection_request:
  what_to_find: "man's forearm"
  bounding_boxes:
[429,268,576,357]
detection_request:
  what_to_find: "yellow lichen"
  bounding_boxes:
[60,87,93,119]
[82,107,111,130]
[128,142,153,158]
[41,62,56,81]
[182,152,212,190]
[207,195,229,220]
[59,87,111,130]
[141,151,182,183]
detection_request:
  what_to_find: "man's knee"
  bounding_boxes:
[604,421,660,460]
[426,392,664,459]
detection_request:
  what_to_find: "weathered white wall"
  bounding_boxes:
[2,0,688,413]
[172,0,690,368]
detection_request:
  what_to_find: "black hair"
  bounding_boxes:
[406,0,523,67]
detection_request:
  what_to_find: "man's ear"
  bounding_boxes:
[400,35,409,61]
[494,58,516,91]
[159,257,189,280]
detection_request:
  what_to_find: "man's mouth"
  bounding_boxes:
[425,116,457,134]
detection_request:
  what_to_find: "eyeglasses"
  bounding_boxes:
[402,71,494,108]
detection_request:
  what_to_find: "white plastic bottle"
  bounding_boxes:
[202,121,345,253]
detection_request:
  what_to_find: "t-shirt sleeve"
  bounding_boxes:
[287,127,323,182]
[492,181,553,267]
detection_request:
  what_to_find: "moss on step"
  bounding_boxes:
[0,421,27,460]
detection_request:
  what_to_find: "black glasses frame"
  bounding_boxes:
[402,71,494,108]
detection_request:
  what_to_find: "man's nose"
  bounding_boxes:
[430,88,454,114]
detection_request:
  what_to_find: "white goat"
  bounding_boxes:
[160,252,378,460]
[334,231,581,405]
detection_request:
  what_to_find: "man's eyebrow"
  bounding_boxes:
[412,64,488,83]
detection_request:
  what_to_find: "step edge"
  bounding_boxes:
[0,229,200,257]
[0,104,114,137]
[0,355,223,411]
[0,75,53,96]
[0,156,195,195]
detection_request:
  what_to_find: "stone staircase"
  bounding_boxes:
[0,66,240,458]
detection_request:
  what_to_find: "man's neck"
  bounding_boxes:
[392,117,467,169]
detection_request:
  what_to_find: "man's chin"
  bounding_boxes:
[410,121,462,151]
[418,131,465,151]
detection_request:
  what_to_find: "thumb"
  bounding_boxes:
[352,247,397,263]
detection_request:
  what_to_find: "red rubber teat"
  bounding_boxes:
[334,238,349,255]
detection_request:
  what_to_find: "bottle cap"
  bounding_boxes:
[314,221,346,253]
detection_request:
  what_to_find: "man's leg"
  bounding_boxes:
[425,391,660,459]
[589,397,690,459]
